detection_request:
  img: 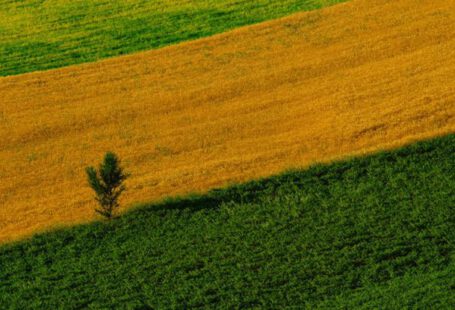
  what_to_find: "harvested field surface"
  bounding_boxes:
[0,0,345,76]
[1,0,454,243]
[1,135,454,308]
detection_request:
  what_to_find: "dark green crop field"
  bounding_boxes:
[0,0,346,76]
[0,134,454,308]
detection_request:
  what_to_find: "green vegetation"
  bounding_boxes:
[86,152,128,220]
[0,0,346,76]
[0,134,454,308]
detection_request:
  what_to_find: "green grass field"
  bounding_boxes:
[0,134,453,308]
[0,0,346,76]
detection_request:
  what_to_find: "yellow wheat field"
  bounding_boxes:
[1,0,454,243]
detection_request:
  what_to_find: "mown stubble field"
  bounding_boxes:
[0,0,454,243]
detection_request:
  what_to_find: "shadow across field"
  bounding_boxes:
[0,134,454,308]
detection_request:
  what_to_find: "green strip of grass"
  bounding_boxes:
[0,134,454,308]
[0,0,346,77]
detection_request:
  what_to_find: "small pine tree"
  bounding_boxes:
[86,152,128,219]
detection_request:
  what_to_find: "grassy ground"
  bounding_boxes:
[1,0,454,243]
[0,0,346,76]
[0,134,454,308]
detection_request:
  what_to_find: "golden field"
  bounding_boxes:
[0,0,454,243]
